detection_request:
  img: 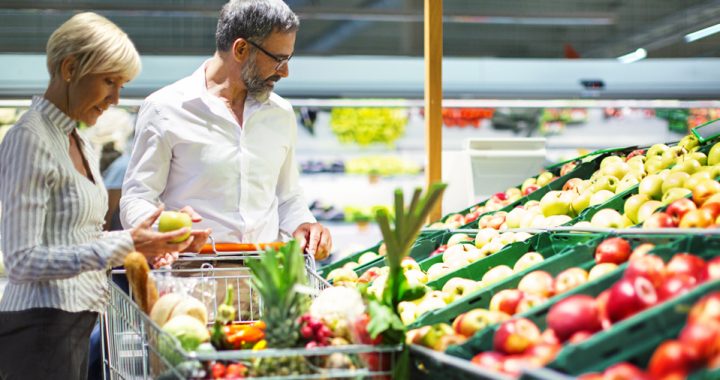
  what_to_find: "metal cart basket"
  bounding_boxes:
[102,253,401,379]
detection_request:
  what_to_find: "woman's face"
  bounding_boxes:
[69,72,129,125]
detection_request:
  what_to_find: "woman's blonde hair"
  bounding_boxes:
[46,12,141,82]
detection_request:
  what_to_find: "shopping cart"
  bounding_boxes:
[102,253,401,379]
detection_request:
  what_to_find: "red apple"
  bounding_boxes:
[547,295,602,342]
[430,244,447,257]
[568,331,593,344]
[595,237,632,265]
[679,322,720,363]
[493,318,542,355]
[647,340,693,379]
[642,212,677,229]
[357,267,383,284]
[563,178,583,191]
[516,293,549,314]
[679,208,715,228]
[554,267,589,294]
[603,362,650,380]
[624,254,666,288]
[629,243,655,261]
[705,257,720,281]
[692,179,720,206]
[540,329,560,345]
[578,374,603,380]
[657,274,696,301]
[595,289,612,330]
[688,293,720,326]
[470,351,505,372]
[489,289,524,316]
[518,271,555,298]
[464,211,481,224]
[666,198,697,224]
[453,309,510,338]
[626,149,645,160]
[666,253,707,283]
[606,276,658,323]
[523,343,561,366]
[560,161,578,176]
[523,184,540,196]
[493,192,509,202]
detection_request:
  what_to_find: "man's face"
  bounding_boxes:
[241,31,296,101]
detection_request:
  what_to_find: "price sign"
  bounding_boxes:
[692,118,720,143]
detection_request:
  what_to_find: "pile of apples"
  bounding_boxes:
[467,244,719,378]
[638,178,720,229]
[428,169,565,230]
[425,230,533,281]
[324,243,387,283]
[580,291,720,380]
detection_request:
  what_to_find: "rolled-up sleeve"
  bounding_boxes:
[0,128,135,283]
[276,114,316,235]
[120,100,172,229]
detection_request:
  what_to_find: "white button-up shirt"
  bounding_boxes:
[120,63,315,243]
[0,97,134,313]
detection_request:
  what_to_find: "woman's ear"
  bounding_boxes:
[60,55,77,82]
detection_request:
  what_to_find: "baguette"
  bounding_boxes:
[124,252,159,314]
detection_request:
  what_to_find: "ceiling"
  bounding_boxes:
[0,0,719,59]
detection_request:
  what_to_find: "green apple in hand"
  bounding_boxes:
[158,211,192,243]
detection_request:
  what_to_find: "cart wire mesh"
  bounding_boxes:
[102,253,401,379]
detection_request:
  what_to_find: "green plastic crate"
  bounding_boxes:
[410,344,513,380]
[445,233,697,361]
[545,146,638,171]
[348,236,442,279]
[408,232,603,329]
[318,241,383,277]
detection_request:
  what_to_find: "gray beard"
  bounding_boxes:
[242,56,272,102]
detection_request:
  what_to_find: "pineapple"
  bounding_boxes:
[246,240,312,376]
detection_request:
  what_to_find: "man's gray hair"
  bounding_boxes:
[215,0,299,51]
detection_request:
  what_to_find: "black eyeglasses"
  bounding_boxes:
[246,40,292,71]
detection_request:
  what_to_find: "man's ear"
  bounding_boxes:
[60,55,77,82]
[232,38,249,62]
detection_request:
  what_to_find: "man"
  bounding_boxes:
[120,0,331,259]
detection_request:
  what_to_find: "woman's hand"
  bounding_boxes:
[130,207,194,261]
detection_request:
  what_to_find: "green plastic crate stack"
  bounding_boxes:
[445,234,720,379]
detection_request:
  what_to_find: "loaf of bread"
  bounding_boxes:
[124,251,159,314]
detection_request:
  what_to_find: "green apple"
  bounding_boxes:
[616,175,639,194]
[343,262,359,270]
[474,228,500,248]
[600,156,624,170]
[513,252,544,272]
[590,175,619,193]
[442,278,480,303]
[627,155,646,165]
[661,188,692,205]
[590,190,615,206]
[326,267,358,283]
[646,143,670,160]
[601,161,630,180]
[624,193,650,224]
[708,142,720,166]
[481,265,513,285]
[702,165,720,179]
[671,159,701,175]
[645,156,675,174]
[571,189,593,215]
[539,190,573,217]
[661,146,686,165]
[639,174,664,200]
[358,251,380,265]
[621,214,635,228]
[589,209,624,228]
[505,207,526,229]
[686,152,707,166]
[662,171,690,194]
[545,214,573,227]
[536,171,555,187]
[575,179,592,193]
[158,211,192,243]
[678,134,700,152]
[637,200,662,223]
[405,269,429,285]
[684,171,713,190]
[626,161,647,178]
[447,233,473,247]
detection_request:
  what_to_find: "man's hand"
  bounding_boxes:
[178,206,211,252]
[179,205,203,223]
[293,222,332,260]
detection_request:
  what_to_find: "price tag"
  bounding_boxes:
[692,118,720,143]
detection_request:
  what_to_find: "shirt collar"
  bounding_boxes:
[31,95,76,135]
[191,60,273,109]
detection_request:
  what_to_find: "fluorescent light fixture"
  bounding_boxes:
[617,48,647,64]
[685,23,720,43]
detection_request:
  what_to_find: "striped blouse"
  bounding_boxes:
[0,96,134,313]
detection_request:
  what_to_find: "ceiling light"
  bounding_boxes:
[617,48,647,64]
[685,23,720,43]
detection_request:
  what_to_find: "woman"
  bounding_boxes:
[0,12,204,380]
